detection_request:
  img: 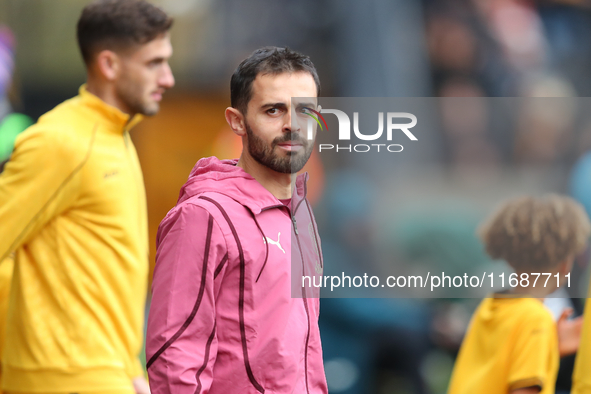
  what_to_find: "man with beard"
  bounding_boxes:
[146,47,328,394]
[0,1,174,393]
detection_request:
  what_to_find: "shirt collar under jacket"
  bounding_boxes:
[78,84,144,133]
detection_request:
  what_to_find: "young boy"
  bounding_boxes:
[448,194,590,394]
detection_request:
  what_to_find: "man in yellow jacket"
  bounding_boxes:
[0,1,174,393]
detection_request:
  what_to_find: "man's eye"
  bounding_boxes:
[148,59,163,68]
[267,108,279,115]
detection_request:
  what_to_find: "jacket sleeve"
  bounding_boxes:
[146,202,227,394]
[128,357,145,381]
[508,311,557,392]
[0,127,82,261]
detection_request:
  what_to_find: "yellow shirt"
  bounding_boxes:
[448,296,559,394]
[0,86,148,392]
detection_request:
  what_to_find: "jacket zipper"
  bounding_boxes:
[123,130,144,236]
[260,184,312,393]
[305,200,323,269]
[292,215,311,394]
[294,181,312,394]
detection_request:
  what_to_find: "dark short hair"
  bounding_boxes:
[77,0,173,65]
[230,47,320,114]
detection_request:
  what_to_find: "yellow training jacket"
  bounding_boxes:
[0,86,149,392]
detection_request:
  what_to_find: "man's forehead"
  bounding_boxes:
[127,32,173,59]
[250,72,317,103]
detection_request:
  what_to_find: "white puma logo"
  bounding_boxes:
[263,232,285,254]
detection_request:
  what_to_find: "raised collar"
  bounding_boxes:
[221,159,309,214]
[254,172,309,215]
[78,84,143,133]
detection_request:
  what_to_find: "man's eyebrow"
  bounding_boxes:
[147,56,166,63]
[297,102,316,109]
[260,102,287,109]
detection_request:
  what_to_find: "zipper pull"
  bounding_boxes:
[292,216,299,235]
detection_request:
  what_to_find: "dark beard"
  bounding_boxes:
[115,73,159,116]
[245,122,313,174]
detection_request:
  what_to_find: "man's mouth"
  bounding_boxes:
[277,141,304,152]
[151,90,165,101]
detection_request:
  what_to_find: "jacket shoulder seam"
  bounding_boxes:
[179,198,232,260]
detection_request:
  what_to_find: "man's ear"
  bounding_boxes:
[225,107,246,136]
[95,50,120,81]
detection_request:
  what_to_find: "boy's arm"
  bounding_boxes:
[508,311,557,393]
[556,307,582,357]
[146,203,226,394]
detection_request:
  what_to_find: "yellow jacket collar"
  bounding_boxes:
[79,85,144,132]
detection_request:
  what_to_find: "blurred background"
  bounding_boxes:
[3,0,591,393]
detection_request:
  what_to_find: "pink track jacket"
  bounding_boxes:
[146,157,328,394]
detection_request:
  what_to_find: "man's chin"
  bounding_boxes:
[142,105,160,117]
[289,154,312,173]
[137,100,160,116]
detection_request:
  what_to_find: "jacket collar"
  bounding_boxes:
[225,160,309,215]
[291,171,309,215]
[79,85,143,133]
[179,157,310,215]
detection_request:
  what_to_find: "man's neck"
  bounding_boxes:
[237,154,295,200]
[86,77,134,117]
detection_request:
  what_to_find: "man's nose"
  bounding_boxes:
[160,63,175,89]
[282,109,293,133]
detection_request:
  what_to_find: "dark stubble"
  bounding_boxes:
[245,122,313,174]
[116,69,159,116]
